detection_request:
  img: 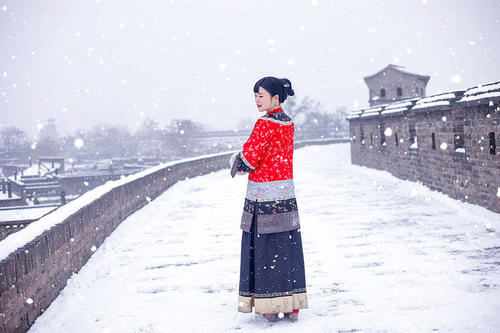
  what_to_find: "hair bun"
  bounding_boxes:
[281,78,295,97]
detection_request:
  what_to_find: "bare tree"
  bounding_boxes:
[0,127,29,152]
[285,96,349,140]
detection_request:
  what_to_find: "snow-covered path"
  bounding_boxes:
[28,143,500,332]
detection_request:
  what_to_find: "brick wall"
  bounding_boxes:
[348,81,500,214]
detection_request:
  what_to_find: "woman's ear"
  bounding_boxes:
[273,94,280,105]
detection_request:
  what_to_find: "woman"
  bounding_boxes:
[229,76,308,322]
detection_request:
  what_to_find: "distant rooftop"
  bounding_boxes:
[364,64,431,82]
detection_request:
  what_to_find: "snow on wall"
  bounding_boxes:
[459,91,500,103]
[348,80,499,121]
[415,92,457,104]
[412,100,451,110]
[463,81,500,96]
[381,107,410,114]
[384,100,415,110]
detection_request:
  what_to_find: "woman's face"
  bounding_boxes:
[254,86,279,112]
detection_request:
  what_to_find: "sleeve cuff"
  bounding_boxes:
[239,151,256,170]
[230,152,253,178]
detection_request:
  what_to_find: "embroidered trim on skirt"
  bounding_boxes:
[238,206,308,314]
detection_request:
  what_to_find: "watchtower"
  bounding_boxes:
[364,64,430,106]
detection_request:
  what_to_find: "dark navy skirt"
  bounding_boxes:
[237,210,308,314]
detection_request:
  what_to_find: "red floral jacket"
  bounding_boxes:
[230,105,300,234]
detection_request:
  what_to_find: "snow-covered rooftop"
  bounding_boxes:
[0,205,58,224]
[22,162,63,177]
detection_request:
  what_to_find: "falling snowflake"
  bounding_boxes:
[74,138,84,149]
[450,75,461,84]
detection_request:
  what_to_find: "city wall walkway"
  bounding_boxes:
[28,143,500,332]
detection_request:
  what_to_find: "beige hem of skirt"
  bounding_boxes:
[237,293,308,314]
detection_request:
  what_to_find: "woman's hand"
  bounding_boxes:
[230,151,251,177]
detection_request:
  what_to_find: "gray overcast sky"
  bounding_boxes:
[1,0,499,138]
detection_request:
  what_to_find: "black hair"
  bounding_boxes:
[253,76,295,104]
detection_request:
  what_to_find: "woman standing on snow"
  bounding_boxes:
[229,76,308,322]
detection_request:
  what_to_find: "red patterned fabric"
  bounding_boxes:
[241,106,294,182]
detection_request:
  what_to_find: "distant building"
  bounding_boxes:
[364,64,430,106]
[39,118,58,140]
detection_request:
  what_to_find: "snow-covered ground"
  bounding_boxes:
[28,143,500,332]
